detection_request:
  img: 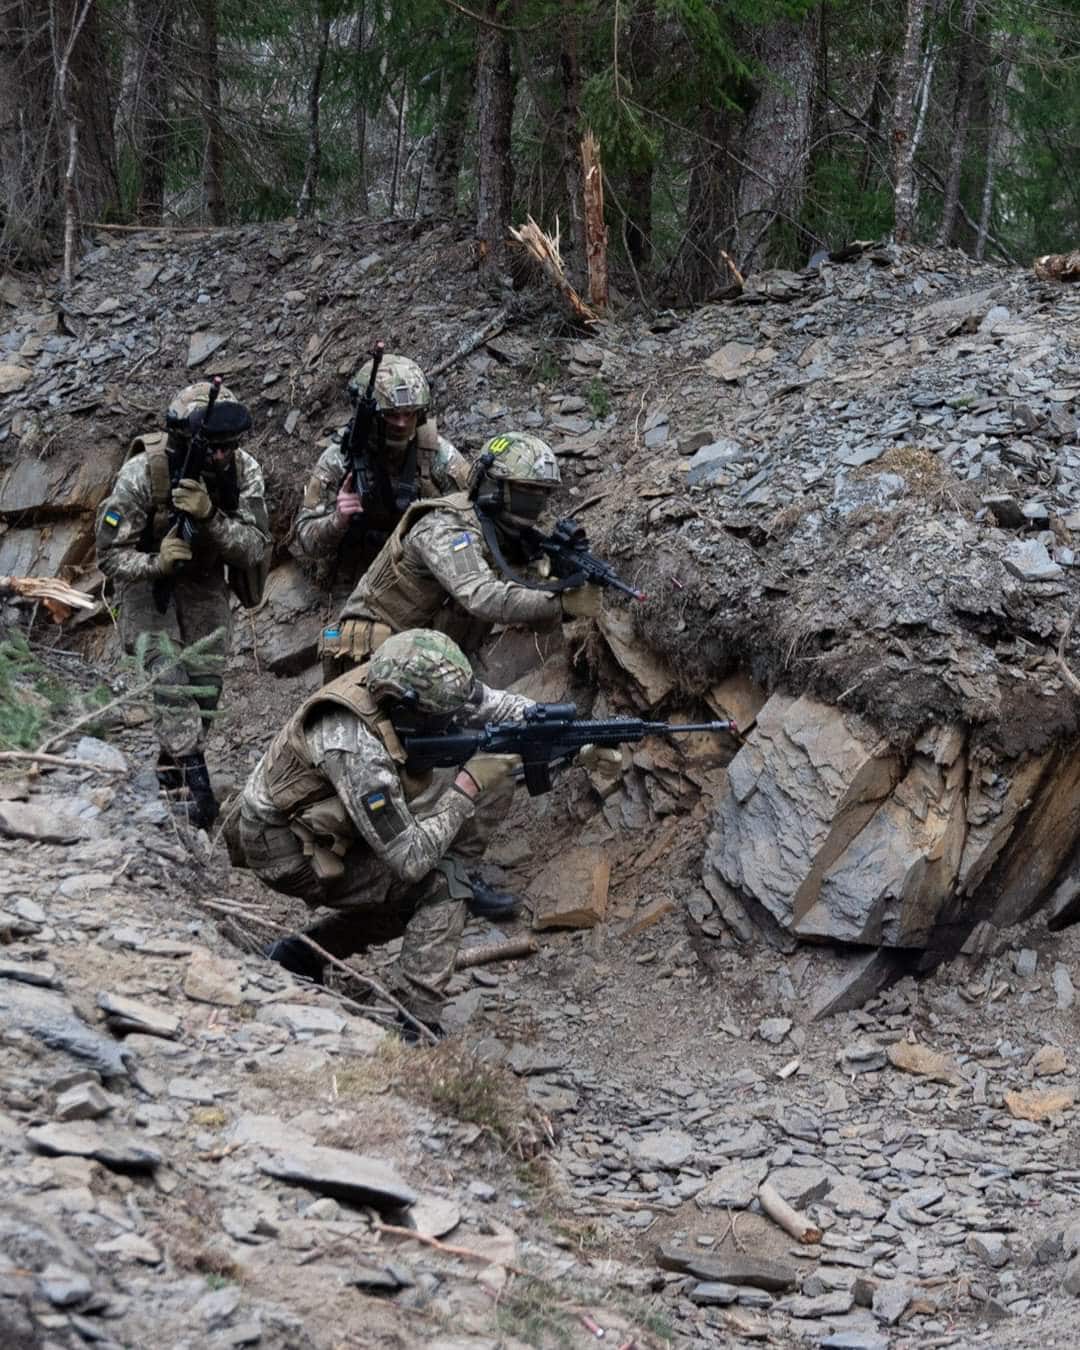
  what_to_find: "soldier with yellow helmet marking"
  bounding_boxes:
[291,353,469,615]
[94,381,269,829]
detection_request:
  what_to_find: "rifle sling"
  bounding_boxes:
[476,511,577,595]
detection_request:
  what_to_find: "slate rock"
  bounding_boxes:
[689,1281,740,1305]
[629,1129,695,1171]
[37,1262,93,1307]
[0,980,130,1079]
[257,1002,347,1036]
[655,1244,796,1291]
[696,1156,768,1211]
[259,1144,416,1210]
[27,1121,161,1171]
[1003,538,1063,581]
[73,736,128,772]
[97,991,180,1039]
[0,802,90,843]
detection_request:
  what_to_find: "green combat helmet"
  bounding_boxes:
[475,431,560,524]
[165,382,253,448]
[347,354,431,419]
[368,628,474,716]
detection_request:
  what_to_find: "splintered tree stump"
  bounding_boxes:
[580,130,608,315]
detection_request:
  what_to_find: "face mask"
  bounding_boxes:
[505,484,548,521]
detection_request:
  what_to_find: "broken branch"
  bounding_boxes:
[0,750,125,774]
[1057,608,1080,697]
[453,936,537,969]
[758,1180,822,1244]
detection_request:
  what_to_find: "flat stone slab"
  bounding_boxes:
[97,991,180,1039]
[27,1122,161,1171]
[656,1244,797,1292]
[257,1003,348,1035]
[0,802,90,843]
[259,1144,416,1210]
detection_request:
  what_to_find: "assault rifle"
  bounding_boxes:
[152,375,223,614]
[401,702,738,796]
[523,517,646,602]
[340,339,396,523]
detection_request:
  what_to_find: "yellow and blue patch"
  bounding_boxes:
[451,532,473,551]
[103,509,122,529]
[364,791,387,813]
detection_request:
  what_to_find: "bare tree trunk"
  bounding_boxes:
[420,58,475,217]
[134,0,175,224]
[296,5,331,219]
[197,0,225,225]
[677,108,737,301]
[558,0,586,279]
[475,0,513,280]
[50,0,96,288]
[581,130,607,312]
[354,0,369,213]
[733,7,820,272]
[857,44,891,193]
[623,0,655,271]
[389,68,406,214]
[891,0,929,243]
[975,39,1015,261]
[936,0,977,247]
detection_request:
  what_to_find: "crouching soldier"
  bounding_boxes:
[236,629,615,1036]
[95,382,269,828]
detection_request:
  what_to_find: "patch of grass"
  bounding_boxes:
[586,377,611,419]
[0,635,113,750]
[532,351,561,384]
[203,1272,233,1291]
[191,1107,228,1129]
[495,1282,577,1349]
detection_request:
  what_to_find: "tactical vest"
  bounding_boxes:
[262,664,430,822]
[125,434,270,609]
[344,491,478,632]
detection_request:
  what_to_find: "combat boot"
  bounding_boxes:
[156,749,183,791]
[266,912,365,985]
[467,873,521,920]
[177,752,220,830]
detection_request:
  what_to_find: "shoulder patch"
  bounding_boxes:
[451,532,473,551]
[362,789,407,845]
[103,509,122,529]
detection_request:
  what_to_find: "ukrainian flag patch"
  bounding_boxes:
[103,509,122,529]
[365,791,386,812]
[451,532,472,551]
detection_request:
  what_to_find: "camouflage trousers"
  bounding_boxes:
[117,576,231,758]
[239,805,470,1025]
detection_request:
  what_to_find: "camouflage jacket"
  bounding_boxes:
[339,493,562,644]
[95,445,269,587]
[243,677,533,884]
[291,417,469,572]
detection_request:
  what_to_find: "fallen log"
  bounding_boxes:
[0,576,95,624]
[454,936,538,970]
[758,1180,822,1244]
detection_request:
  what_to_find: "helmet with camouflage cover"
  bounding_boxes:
[474,431,560,526]
[347,354,431,419]
[367,629,474,717]
[165,382,253,447]
[481,432,560,486]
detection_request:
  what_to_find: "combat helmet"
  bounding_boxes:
[368,629,474,717]
[165,382,253,448]
[474,431,560,524]
[347,354,431,420]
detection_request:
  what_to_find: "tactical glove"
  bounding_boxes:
[575,743,624,781]
[172,477,213,520]
[461,752,522,795]
[158,529,193,575]
[561,584,602,619]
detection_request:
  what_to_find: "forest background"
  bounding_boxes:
[1,0,1078,302]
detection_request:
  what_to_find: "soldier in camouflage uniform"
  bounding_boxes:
[95,383,270,828]
[326,431,600,671]
[291,354,469,634]
[238,629,548,1033]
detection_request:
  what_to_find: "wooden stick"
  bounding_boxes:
[428,308,508,379]
[1057,608,1080,696]
[454,936,537,969]
[0,750,124,773]
[758,1180,822,1244]
[197,899,438,1045]
[81,220,218,233]
[374,1220,527,1274]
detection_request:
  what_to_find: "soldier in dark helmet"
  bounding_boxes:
[94,382,269,829]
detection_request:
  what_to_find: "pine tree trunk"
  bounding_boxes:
[389,69,407,214]
[475,0,513,279]
[420,60,475,217]
[133,0,175,224]
[733,7,820,272]
[354,1,369,213]
[857,44,891,193]
[891,0,929,243]
[936,0,977,247]
[558,0,586,280]
[679,109,737,301]
[197,0,225,225]
[64,0,120,227]
[623,0,655,272]
[975,39,1015,261]
[297,7,331,219]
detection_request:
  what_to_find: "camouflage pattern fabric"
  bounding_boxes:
[95,447,268,756]
[240,676,532,1021]
[482,431,561,484]
[290,418,468,601]
[340,496,561,645]
[348,353,431,412]
[367,627,474,714]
